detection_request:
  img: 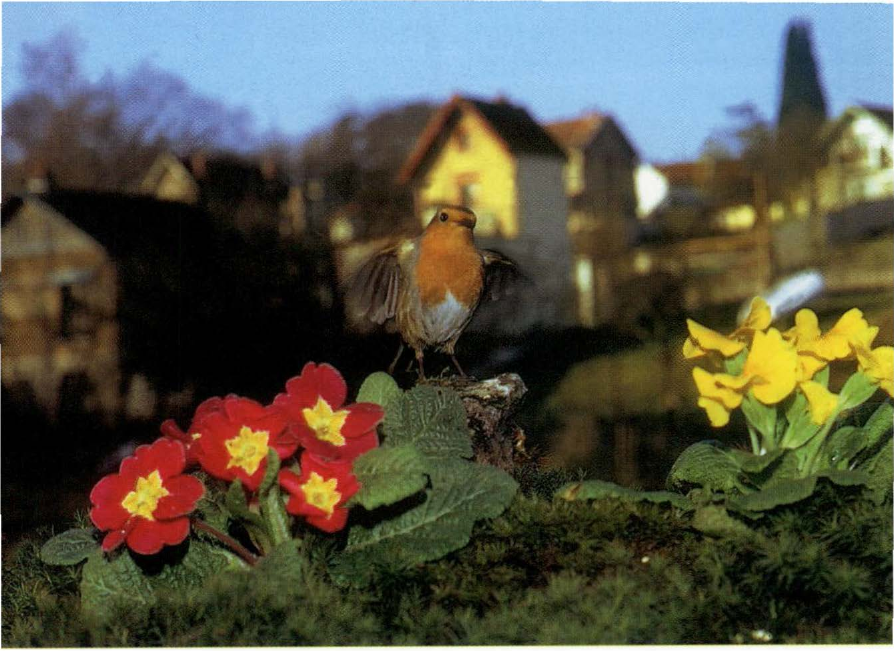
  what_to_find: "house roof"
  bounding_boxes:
[860,104,893,130]
[397,95,566,183]
[31,190,213,262]
[545,113,607,151]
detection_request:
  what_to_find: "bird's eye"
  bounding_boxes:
[439,212,448,222]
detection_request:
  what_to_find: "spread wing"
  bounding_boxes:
[346,242,407,324]
[481,249,528,302]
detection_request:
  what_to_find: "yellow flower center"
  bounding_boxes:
[301,471,341,516]
[302,397,349,446]
[225,426,270,475]
[121,470,169,520]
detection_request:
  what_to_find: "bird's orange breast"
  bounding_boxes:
[415,229,484,309]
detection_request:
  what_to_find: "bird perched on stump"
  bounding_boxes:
[348,205,521,379]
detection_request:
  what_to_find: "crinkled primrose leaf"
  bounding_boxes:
[331,458,517,586]
[350,444,430,510]
[383,385,473,459]
[356,372,403,410]
[666,441,746,494]
[80,550,155,624]
[40,528,99,566]
[556,480,692,510]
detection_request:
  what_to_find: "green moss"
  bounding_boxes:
[4,478,891,645]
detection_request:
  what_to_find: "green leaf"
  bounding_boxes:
[150,539,247,592]
[839,372,880,410]
[815,469,870,487]
[80,550,155,623]
[736,448,786,474]
[331,458,517,585]
[781,389,822,450]
[356,372,403,410]
[741,392,777,445]
[226,479,270,553]
[254,539,305,584]
[383,385,473,459]
[691,505,754,539]
[855,402,894,461]
[351,444,429,510]
[729,476,818,512]
[258,448,281,497]
[40,528,98,566]
[260,485,292,547]
[225,479,265,529]
[813,365,830,388]
[723,349,747,376]
[666,441,745,494]
[824,426,863,469]
[862,437,893,504]
[555,480,693,510]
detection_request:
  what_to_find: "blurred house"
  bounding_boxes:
[814,105,893,233]
[397,94,573,331]
[2,196,120,422]
[806,104,894,294]
[140,151,305,237]
[1,188,221,422]
[545,113,640,326]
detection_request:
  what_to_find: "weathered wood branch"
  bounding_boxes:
[425,373,529,471]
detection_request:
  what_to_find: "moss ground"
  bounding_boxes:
[3,473,891,646]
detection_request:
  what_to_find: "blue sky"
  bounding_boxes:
[2,2,892,163]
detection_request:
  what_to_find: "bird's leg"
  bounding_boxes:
[450,354,467,377]
[387,341,405,376]
[415,349,426,380]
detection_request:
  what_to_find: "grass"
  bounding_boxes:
[3,471,891,646]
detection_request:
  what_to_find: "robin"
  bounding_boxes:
[348,205,520,378]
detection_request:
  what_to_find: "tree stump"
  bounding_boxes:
[425,373,529,471]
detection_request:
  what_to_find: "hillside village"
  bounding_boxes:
[2,21,893,431]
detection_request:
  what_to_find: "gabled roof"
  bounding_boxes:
[397,95,566,183]
[32,190,212,262]
[1,196,106,259]
[545,113,607,151]
[818,104,894,151]
[859,104,893,130]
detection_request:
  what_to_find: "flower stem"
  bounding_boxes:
[191,518,259,567]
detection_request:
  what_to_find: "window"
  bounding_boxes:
[459,182,479,208]
[455,127,470,151]
[59,285,75,339]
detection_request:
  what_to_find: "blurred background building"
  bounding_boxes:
[2,10,891,541]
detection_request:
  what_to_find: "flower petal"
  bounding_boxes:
[307,507,349,533]
[799,381,839,425]
[744,329,798,405]
[101,528,128,552]
[154,475,204,519]
[91,499,130,531]
[127,517,189,555]
[733,296,772,335]
[686,319,746,358]
[132,438,186,479]
[278,362,348,413]
[697,396,731,428]
[342,403,385,438]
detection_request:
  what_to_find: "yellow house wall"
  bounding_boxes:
[416,110,519,238]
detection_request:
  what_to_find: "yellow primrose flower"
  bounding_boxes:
[683,320,745,360]
[692,367,750,427]
[682,297,770,360]
[742,328,799,405]
[798,380,839,425]
[855,344,894,398]
[732,296,772,338]
[799,308,878,362]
